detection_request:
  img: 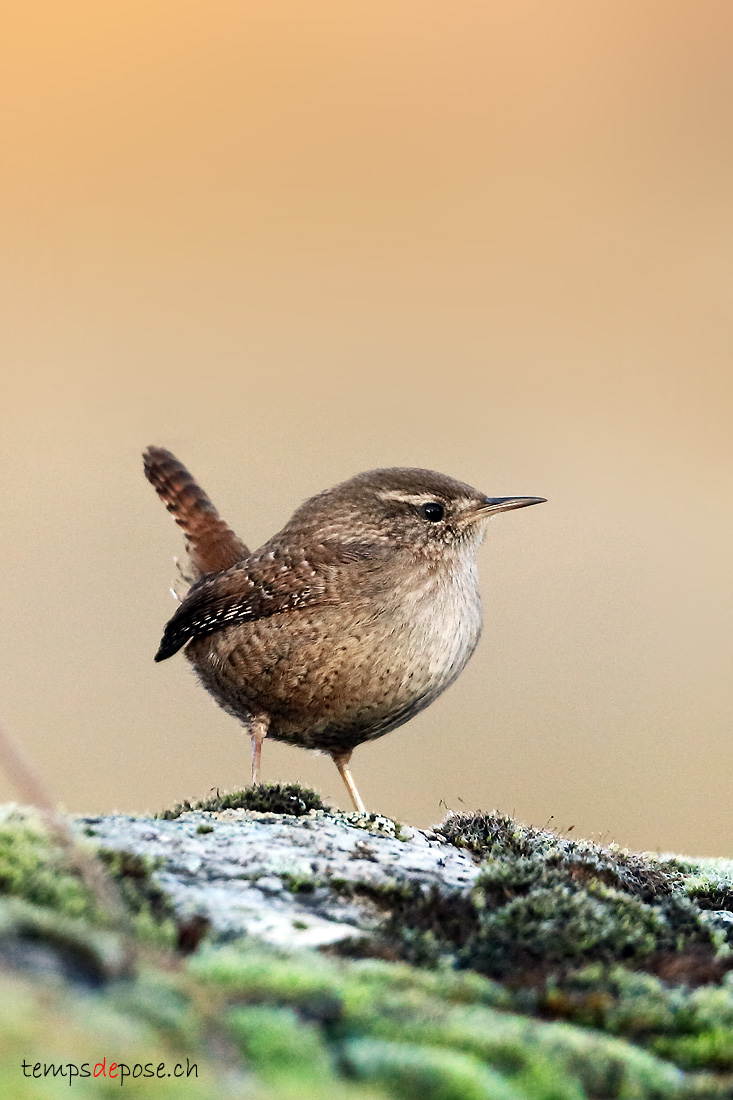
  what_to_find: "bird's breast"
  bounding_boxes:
[391,556,483,688]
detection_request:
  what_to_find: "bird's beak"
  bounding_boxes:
[475,496,547,517]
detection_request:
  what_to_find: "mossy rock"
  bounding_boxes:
[4,800,733,1095]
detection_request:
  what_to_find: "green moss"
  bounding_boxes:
[330,878,477,968]
[341,1038,526,1100]
[0,814,97,921]
[157,783,329,819]
[464,880,716,981]
[227,1004,333,1081]
[189,944,346,1022]
[438,811,549,858]
[345,813,718,987]
[281,872,319,894]
[653,1029,733,1072]
[334,956,692,1098]
[438,811,682,900]
[679,859,733,936]
[187,941,733,1095]
[347,959,511,1011]
[530,964,733,1075]
[465,883,659,978]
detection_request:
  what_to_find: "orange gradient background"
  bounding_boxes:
[1,2,732,854]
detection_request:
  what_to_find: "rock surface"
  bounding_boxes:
[81,809,479,948]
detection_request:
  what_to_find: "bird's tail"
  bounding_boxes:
[143,446,250,579]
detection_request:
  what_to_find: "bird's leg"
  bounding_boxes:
[249,718,269,786]
[331,751,366,813]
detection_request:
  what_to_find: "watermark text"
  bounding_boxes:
[21,1058,198,1085]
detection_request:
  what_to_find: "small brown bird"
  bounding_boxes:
[144,447,544,812]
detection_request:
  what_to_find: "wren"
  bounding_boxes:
[144,447,545,812]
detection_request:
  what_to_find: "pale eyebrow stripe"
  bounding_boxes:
[376,490,445,505]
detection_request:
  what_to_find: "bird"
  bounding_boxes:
[143,446,545,812]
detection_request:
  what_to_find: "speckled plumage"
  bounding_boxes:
[144,447,545,810]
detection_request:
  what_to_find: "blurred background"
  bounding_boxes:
[1,1,731,854]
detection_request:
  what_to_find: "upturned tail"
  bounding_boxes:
[143,446,250,577]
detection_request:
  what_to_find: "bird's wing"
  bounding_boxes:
[154,541,384,662]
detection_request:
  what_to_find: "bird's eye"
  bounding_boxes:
[419,502,445,522]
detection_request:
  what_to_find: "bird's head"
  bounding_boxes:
[284,468,545,559]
